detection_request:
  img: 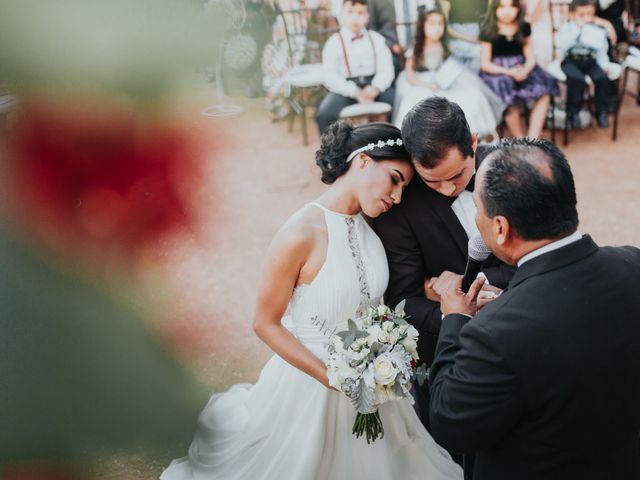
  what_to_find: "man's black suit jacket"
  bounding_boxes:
[374,145,513,367]
[430,235,640,479]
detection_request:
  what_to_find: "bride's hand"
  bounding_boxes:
[424,276,441,302]
[321,371,339,391]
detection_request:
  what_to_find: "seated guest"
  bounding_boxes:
[316,0,395,134]
[444,0,486,72]
[479,0,558,138]
[596,0,630,45]
[367,0,408,75]
[556,0,613,128]
[526,0,553,67]
[393,3,505,137]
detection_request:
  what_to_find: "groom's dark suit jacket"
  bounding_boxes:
[373,145,514,368]
[429,235,640,479]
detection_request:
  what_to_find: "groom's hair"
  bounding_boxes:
[401,97,473,169]
[481,138,579,240]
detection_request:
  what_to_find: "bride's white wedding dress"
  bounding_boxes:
[161,203,463,479]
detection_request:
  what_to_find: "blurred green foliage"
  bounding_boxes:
[0,0,225,97]
[0,224,209,463]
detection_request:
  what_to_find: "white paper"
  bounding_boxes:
[434,57,464,90]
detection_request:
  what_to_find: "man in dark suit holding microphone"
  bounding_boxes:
[429,137,640,479]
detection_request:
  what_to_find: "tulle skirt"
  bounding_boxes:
[394,69,506,136]
[160,351,463,480]
[480,55,559,106]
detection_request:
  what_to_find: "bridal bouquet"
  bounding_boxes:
[324,301,427,443]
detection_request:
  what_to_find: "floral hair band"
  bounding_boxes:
[346,138,404,163]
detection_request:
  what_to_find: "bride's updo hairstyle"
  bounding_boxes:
[315,121,410,185]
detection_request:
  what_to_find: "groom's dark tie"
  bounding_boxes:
[465,174,476,192]
[443,174,476,205]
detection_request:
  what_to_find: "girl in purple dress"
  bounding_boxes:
[479,0,558,138]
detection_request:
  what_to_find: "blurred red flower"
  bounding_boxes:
[4,98,204,263]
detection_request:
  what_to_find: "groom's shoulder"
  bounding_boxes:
[402,175,439,205]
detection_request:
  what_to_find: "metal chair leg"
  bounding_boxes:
[612,67,627,141]
[300,106,309,146]
[564,93,570,146]
[550,94,556,144]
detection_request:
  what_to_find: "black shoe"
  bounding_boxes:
[568,113,581,129]
[596,111,609,128]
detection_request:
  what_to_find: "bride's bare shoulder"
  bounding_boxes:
[268,204,327,256]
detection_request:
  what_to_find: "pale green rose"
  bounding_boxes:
[382,320,394,332]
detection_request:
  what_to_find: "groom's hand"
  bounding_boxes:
[429,271,460,298]
[439,274,485,317]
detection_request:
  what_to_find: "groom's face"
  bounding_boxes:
[413,145,475,198]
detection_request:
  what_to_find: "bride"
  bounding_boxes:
[161,122,463,479]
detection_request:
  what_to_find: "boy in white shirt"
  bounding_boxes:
[556,0,614,128]
[316,0,395,134]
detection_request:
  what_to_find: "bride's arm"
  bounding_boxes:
[253,222,333,389]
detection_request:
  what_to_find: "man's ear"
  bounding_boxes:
[493,216,510,246]
[471,133,479,154]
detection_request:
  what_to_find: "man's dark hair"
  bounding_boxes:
[570,0,596,10]
[400,97,473,169]
[480,138,579,241]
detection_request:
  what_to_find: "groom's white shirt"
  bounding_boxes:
[451,191,480,241]
[517,230,582,267]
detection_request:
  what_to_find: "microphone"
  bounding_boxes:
[461,234,491,293]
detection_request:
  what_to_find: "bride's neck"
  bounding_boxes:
[316,180,361,216]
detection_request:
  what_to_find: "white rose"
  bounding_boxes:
[356,337,368,348]
[374,384,390,405]
[338,362,360,382]
[366,325,382,346]
[377,304,391,317]
[406,325,419,340]
[378,329,390,343]
[373,354,399,386]
[382,320,394,332]
[351,349,368,363]
[389,329,400,345]
[400,337,418,358]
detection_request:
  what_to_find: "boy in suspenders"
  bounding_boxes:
[316,0,396,134]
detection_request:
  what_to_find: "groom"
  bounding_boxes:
[429,138,640,479]
[374,97,514,428]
